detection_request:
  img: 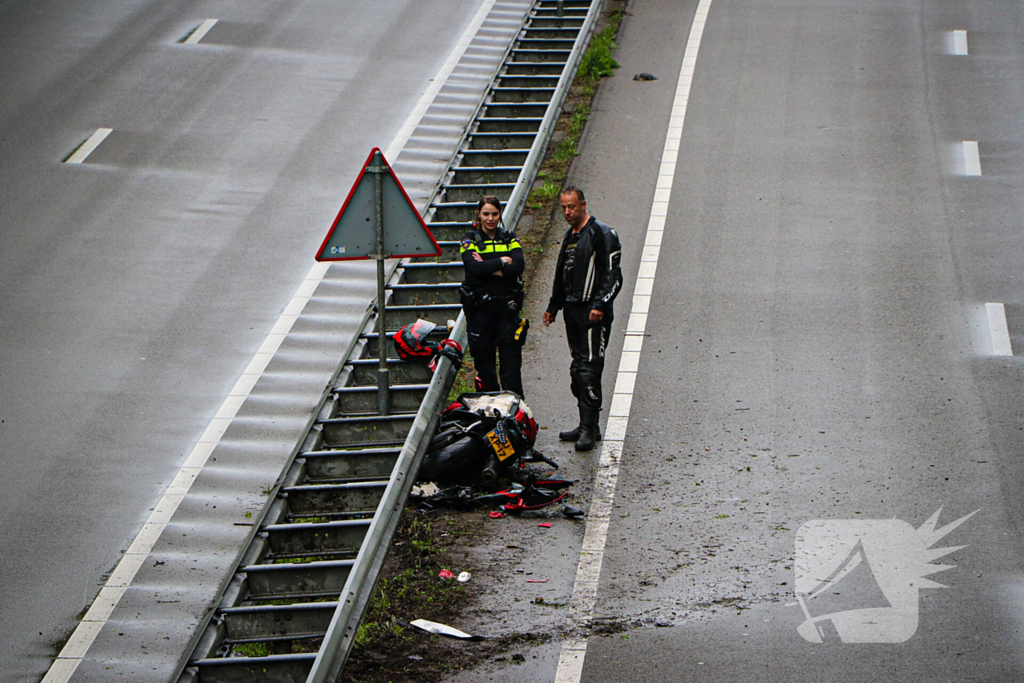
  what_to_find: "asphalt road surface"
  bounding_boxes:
[579,0,1024,680]
[0,1,487,680]
[7,0,1024,681]
[445,0,1024,681]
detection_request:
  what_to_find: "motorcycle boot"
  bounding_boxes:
[559,422,602,442]
[575,405,601,452]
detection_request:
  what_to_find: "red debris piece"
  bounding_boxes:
[526,579,548,583]
[489,511,506,519]
[537,523,552,528]
[438,569,455,581]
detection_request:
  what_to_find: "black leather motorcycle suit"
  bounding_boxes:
[545,217,622,408]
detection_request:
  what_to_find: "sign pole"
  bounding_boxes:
[369,154,390,416]
[315,146,443,417]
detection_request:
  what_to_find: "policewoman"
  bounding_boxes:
[459,195,527,397]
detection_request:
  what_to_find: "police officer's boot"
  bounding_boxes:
[575,405,601,452]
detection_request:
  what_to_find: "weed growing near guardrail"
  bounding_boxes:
[354,516,467,649]
[527,179,563,208]
[342,512,551,682]
[446,356,476,402]
[578,22,621,87]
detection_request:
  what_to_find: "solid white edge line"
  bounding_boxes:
[40,2,500,681]
[553,1,713,680]
[952,30,968,56]
[986,302,1013,356]
[963,140,982,176]
[183,19,218,45]
[65,128,112,164]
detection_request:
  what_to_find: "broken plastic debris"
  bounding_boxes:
[438,569,455,581]
[457,571,471,583]
[537,523,552,528]
[411,482,439,497]
[409,618,484,641]
[489,511,506,519]
[526,579,548,583]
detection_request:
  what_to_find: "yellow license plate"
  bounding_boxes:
[486,429,516,461]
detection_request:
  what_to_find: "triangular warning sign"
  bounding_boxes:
[316,148,442,261]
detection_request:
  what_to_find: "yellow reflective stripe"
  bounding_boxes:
[460,234,521,254]
[475,242,519,255]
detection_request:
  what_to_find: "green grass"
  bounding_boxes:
[577,24,620,84]
[552,138,578,165]
[447,356,476,402]
[354,516,467,649]
[568,104,591,137]
[527,178,564,208]
[234,642,271,657]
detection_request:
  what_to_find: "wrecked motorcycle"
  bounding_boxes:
[417,391,554,487]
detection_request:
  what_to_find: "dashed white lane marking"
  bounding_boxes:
[41,2,499,682]
[963,140,982,176]
[183,19,218,45]
[64,128,112,164]
[986,302,1013,356]
[952,30,968,55]
[552,0,713,680]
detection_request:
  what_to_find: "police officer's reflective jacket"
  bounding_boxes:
[546,217,622,315]
[460,227,525,301]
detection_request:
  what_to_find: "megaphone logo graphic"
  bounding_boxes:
[794,508,977,643]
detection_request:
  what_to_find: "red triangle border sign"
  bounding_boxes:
[315,147,442,261]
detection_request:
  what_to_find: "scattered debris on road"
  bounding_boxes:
[408,618,484,641]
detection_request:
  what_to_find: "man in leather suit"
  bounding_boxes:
[542,186,622,451]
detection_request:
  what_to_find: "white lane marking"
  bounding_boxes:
[40,2,500,681]
[552,0,713,680]
[64,128,112,164]
[986,302,1013,356]
[963,140,982,176]
[952,30,968,56]
[183,19,218,45]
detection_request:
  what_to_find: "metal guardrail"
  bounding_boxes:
[502,1,604,238]
[312,2,605,672]
[307,314,466,682]
[181,1,606,680]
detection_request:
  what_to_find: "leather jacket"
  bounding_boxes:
[546,217,622,315]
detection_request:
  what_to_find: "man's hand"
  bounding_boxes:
[589,308,604,323]
[472,252,483,261]
[543,311,555,327]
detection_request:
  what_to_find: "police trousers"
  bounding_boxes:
[467,303,524,397]
[563,302,612,408]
